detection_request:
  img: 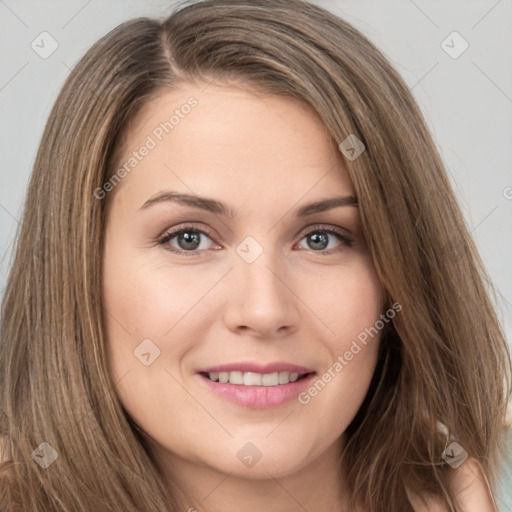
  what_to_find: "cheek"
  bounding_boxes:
[309,255,385,344]
[296,255,385,413]
[101,252,202,430]
[101,246,230,404]
[102,249,218,342]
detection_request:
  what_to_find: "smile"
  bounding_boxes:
[202,370,309,386]
[196,370,316,409]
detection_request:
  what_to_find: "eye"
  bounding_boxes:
[295,225,353,255]
[157,223,353,256]
[158,225,220,256]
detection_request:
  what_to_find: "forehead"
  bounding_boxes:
[109,81,355,210]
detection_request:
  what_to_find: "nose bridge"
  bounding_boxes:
[235,237,286,303]
[225,235,299,335]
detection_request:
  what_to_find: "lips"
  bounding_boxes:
[197,362,314,374]
[195,361,317,408]
[197,362,315,386]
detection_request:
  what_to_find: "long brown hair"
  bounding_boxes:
[1,1,510,510]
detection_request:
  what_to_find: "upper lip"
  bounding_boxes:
[197,362,315,374]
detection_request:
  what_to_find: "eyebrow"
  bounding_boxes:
[138,191,358,217]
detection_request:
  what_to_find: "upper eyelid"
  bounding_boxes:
[158,223,352,247]
[159,222,350,238]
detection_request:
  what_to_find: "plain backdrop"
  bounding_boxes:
[0,0,511,507]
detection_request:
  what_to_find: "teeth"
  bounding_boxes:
[208,371,303,386]
[262,372,278,386]
[243,372,261,386]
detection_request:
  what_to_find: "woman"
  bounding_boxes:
[0,0,510,510]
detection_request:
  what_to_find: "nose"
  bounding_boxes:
[223,249,301,339]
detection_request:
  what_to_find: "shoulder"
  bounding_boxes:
[407,458,498,512]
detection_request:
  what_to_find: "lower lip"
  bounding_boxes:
[197,373,316,409]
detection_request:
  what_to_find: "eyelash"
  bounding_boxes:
[157,223,353,257]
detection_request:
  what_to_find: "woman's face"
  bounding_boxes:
[102,81,385,485]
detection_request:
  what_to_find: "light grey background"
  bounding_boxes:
[0,0,511,508]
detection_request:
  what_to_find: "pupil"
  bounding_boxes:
[176,231,329,251]
[309,232,328,250]
[178,231,200,250]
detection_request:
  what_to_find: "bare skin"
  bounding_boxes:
[101,81,498,512]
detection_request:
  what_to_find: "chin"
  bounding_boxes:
[202,441,312,480]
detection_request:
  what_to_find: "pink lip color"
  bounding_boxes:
[197,362,314,374]
[197,372,316,409]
